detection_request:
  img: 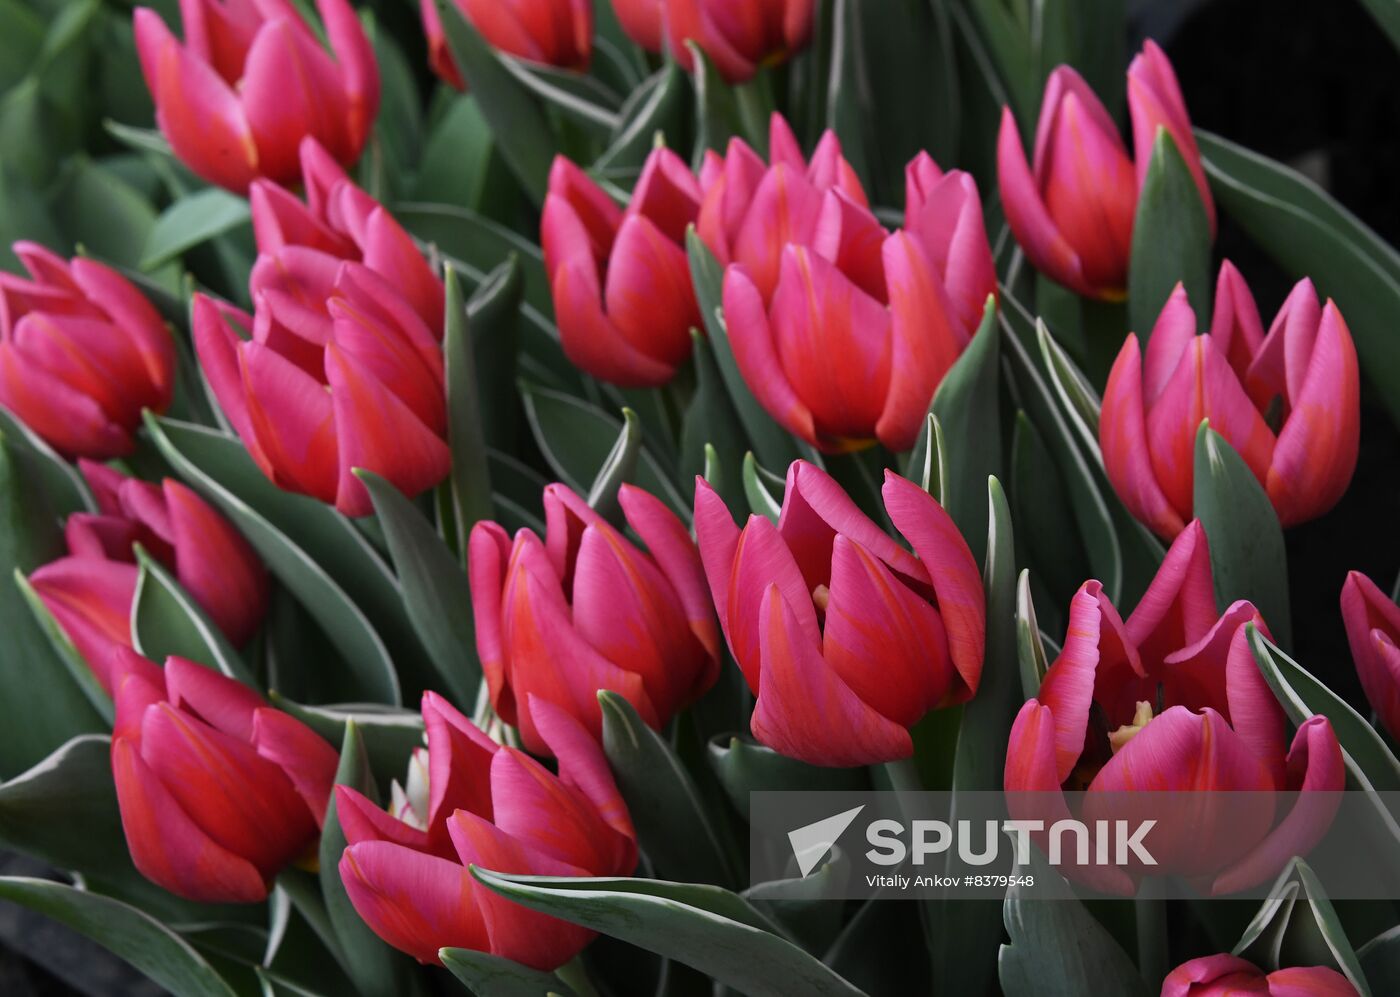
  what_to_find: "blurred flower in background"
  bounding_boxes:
[423,0,594,87]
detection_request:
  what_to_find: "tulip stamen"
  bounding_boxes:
[812,584,831,613]
[1108,701,1156,754]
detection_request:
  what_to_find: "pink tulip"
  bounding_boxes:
[663,0,816,83]
[1341,570,1400,742]
[111,650,338,903]
[610,0,663,52]
[997,40,1213,299]
[1005,522,1344,894]
[65,460,268,646]
[541,148,703,386]
[27,558,138,694]
[469,483,720,755]
[1162,954,1358,996]
[337,692,636,968]
[694,461,985,766]
[0,242,173,459]
[422,0,592,90]
[1101,263,1360,539]
[133,0,379,192]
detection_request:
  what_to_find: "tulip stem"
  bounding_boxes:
[1134,879,1169,987]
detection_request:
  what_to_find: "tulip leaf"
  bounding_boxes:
[434,0,559,205]
[410,95,497,211]
[394,203,551,317]
[0,406,93,516]
[140,188,251,271]
[595,61,688,179]
[440,948,578,997]
[1036,320,1102,448]
[927,296,1001,564]
[486,449,549,535]
[742,857,848,956]
[130,546,254,685]
[706,735,868,821]
[598,691,738,888]
[144,414,408,706]
[685,230,808,471]
[1015,570,1049,699]
[1359,925,1400,995]
[502,58,622,127]
[1356,0,1400,53]
[1129,128,1213,339]
[356,471,481,709]
[13,567,112,724]
[1198,130,1400,428]
[688,43,746,166]
[1234,859,1372,996]
[1009,409,1088,609]
[999,844,1150,997]
[464,258,524,457]
[269,696,424,792]
[742,451,785,524]
[906,413,950,505]
[443,266,496,543]
[680,330,749,512]
[52,156,160,272]
[468,870,867,997]
[586,407,641,523]
[0,734,125,877]
[519,382,688,517]
[1193,422,1292,647]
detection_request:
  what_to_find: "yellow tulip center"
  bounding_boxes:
[1108,701,1156,754]
[812,584,831,612]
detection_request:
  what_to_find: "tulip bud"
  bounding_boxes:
[663,0,817,83]
[1004,522,1344,894]
[1341,571,1400,742]
[27,558,138,694]
[65,460,268,646]
[469,483,720,754]
[694,462,985,767]
[1101,262,1360,538]
[110,652,338,903]
[1162,954,1357,997]
[541,148,703,386]
[610,0,663,53]
[0,242,173,459]
[133,0,379,192]
[422,0,593,88]
[193,256,451,517]
[997,40,1213,299]
[337,692,636,968]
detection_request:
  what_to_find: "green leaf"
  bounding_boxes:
[1197,129,1400,428]
[1009,409,1087,607]
[502,58,621,133]
[468,871,867,997]
[13,570,113,723]
[598,691,737,887]
[905,413,951,503]
[143,415,403,706]
[595,61,688,179]
[411,95,495,209]
[706,735,868,822]
[0,406,93,516]
[1359,925,1400,995]
[689,44,746,166]
[53,156,160,271]
[357,471,480,709]
[443,266,496,541]
[1356,0,1400,52]
[1193,422,1292,647]
[1129,128,1213,338]
[929,296,1001,564]
[679,330,748,511]
[1015,569,1049,699]
[464,258,524,455]
[130,546,253,684]
[269,695,424,791]
[434,0,559,205]
[440,948,577,997]
[141,189,251,271]
[0,734,123,875]
[586,407,641,523]
[0,877,240,997]
[395,203,551,316]
[741,451,784,524]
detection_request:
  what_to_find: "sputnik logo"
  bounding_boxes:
[788,805,865,877]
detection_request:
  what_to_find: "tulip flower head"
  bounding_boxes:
[469,483,720,754]
[64,460,268,647]
[1005,522,1344,894]
[0,242,173,459]
[694,461,985,767]
[541,147,704,386]
[1101,263,1360,539]
[661,0,817,83]
[1161,954,1358,996]
[337,692,636,968]
[27,558,138,694]
[422,0,593,88]
[1341,570,1400,743]
[134,0,379,192]
[110,651,338,903]
[610,0,663,53]
[997,40,1213,299]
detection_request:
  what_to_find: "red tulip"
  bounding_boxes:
[1162,954,1358,996]
[193,254,450,517]
[1101,263,1360,539]
[1004,522,1344,894]
[469,483,720,755]
[1341,570,1400,742]
[541,148,703,386]
[337,692,636,968]
[110,651,338,903]
[663,0,816,83]
[694,461,985,766]
[27,558,138,694]
[250,138,444,336]
[720,157,995,453]
[65,460,268,646]
[133,0,378,192]
[422,0,593,89]
[997,40,1213,299]
[610,0,663,52]
[0,242,173,459]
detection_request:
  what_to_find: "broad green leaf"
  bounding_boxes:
[0,877,239,997]
[689,43,746,166]
[269,696,424,791]
[141,189,250,271]
[1015,569,1049,699]
[595,61,688,178]
[1359,925,1400,995]
[443,266,495,541]
[823,893,932,997]
[14,570,113,723]
[131,547,253,684]
[469,871,867,997]
[411,95,495,209]
[825,0,871,182]
[0,735,123,874]
[53,156,159,271]
[357,471,480,709]
[1197,129,1400,427]
[0,407,92,516]
[394,203,550,315]
[679,330,748,511]
[465,258,524,455]
[743,859,847,956]
[586,407,641,523]
[598,691,737,887]
[440,948,577,997]
[1193,423,1292,647]
[502,58,621,132]
[1036,320,1102,448]
[706,735,868,821]
[1129,129,1213,338]
[1009,409,1087,607]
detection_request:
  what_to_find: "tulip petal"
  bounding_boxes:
[335,785,433,853]
[551,258,675,387]
[1100,335,1187,539]
[357,207,445,335]
[529,696,637,858]
[1342,571,1400,739]
[0,344,128,458]
[164,479,268,645]
[724,514,818,691]
[67,258,175,401]
[902,169,997,335]
[692,476,744,659]
[252,707,339,826]
[603,214,699,372]
[163,654,265,742]
[1127,39,1214,231]
[1209,259,1265,377]
[996,107,1090,297]
[316,0,380,152]
[423,691,498,831]
[240,341,340,503]
[627,147,702,245]
[1160,954,1265,997]
[1141,283,1199,406]
[1219,608,1287,776]
[468,521,515,721]
[1124,519,1218,661]
[29,557,138,692]
[732,164,824,300]
[721,265,816,444]
[249,180,353,256]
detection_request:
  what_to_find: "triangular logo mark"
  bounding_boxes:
[787,805,865,878]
